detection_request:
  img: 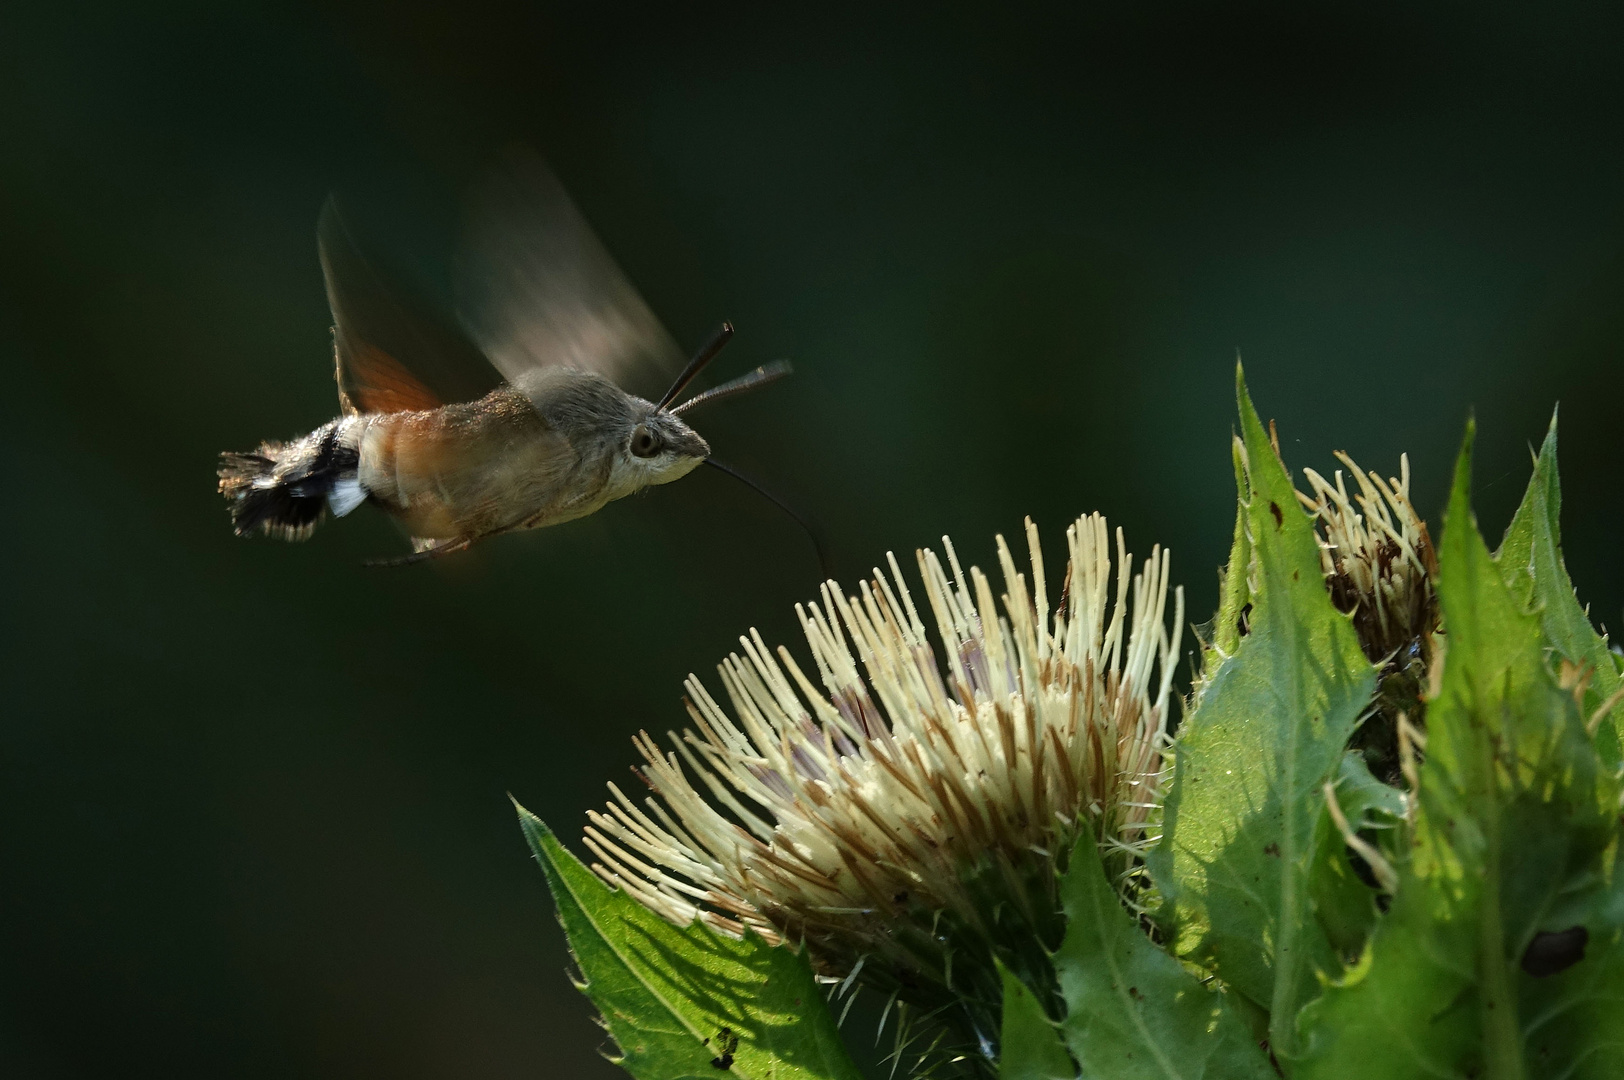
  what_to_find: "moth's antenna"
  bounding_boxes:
[658,322,734,411]
[672,361,793,415]
[702,458,832,582]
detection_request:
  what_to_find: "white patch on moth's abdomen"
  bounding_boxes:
[328,477,366,516]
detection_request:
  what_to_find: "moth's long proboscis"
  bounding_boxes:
[702,457,832,582]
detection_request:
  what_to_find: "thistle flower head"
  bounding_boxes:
[1297,452,1439,784]
[1297,452,1439,664]
[582,514,1183,1063]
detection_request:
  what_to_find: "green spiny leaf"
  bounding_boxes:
[1147,365,1377,1057]
[1291,420,1623,1080]
[516,804,863,1080]
[997,960,1075,1080]
[1520,855,1624,1078]
[1497,408,1623,770]
[1328,749,1407,827]
[1056,830,1272,1080]
[1202,434,1255,681]
[1308,752,1405,961]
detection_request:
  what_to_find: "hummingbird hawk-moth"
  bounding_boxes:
[218,153,795,566]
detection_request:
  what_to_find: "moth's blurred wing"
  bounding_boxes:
[454,151,683,403]
[318,198,503,414]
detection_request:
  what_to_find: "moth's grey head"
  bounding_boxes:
[622,402,709,487]
[514,367,708,487]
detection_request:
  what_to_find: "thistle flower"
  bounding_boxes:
[582,514,1183,1067]
[1297,452,1439,783]
[1297,452,1438,662]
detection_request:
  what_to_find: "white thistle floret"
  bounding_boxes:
[583,514,1184,980]
[1297,452,1438,661]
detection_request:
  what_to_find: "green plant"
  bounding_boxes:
[516,368,1624,1079]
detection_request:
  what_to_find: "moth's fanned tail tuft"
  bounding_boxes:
[217,418,361,541]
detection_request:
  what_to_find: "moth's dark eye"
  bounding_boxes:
[631,425,662,459]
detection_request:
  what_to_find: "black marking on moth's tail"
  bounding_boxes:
[218,420,358,541]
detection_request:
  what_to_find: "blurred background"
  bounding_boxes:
[3,1,1623,1076]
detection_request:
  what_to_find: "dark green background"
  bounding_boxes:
[4,2,1622,1076]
